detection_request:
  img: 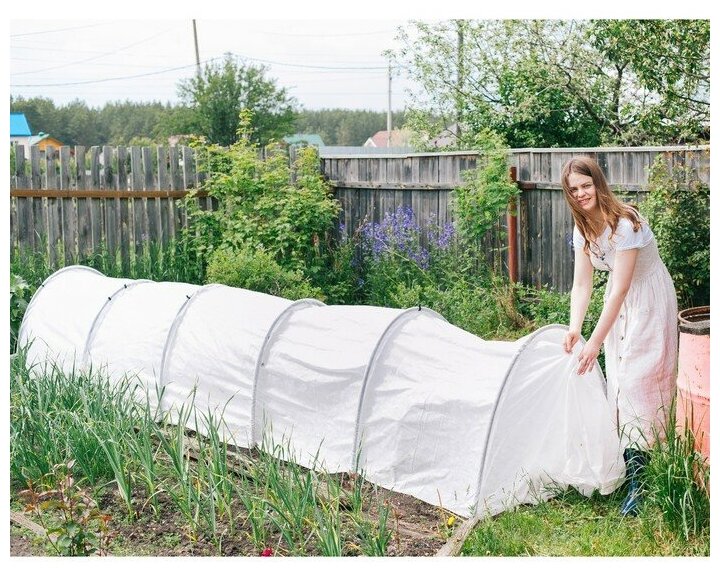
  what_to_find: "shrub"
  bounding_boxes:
[206,245,325,301]
[10,273,31,353]
[451,129,520,247]
[641,154,710,308]
[182,112,340,281]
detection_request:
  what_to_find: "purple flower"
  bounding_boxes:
[355,206,455,269]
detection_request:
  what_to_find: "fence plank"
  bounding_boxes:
[14,145,28,188]
[9,145,710,293]
[30,146,42,189]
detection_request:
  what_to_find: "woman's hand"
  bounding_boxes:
[577,339,601,375]
[564,329,581,353]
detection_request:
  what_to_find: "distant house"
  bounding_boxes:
[428,124,458,148]
[283,133,325,148]
[28,132,65,153]
[363,128,413,148]
[10,112,32,151]
[10,113,64,156]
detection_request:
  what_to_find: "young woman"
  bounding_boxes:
[561,156,678,517]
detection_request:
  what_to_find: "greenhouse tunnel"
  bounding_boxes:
[19,266,625,519]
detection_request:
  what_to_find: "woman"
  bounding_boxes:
[561,156,678,517]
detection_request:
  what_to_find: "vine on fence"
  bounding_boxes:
[451,129,520,246]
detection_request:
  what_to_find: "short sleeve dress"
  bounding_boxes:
[573,214,678,450]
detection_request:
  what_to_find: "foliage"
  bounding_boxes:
[350,206,529,339]
[19,460,111,556]
[182,116,340,288]
[10,273,30,353]
[643,404,710,541]
[177,53,297,147]
[206,245,324,301]
[640,154,710,308]
[10,95,208,146]
[11,93,410,148]
[452,130,520,245]
[391,19,709,148]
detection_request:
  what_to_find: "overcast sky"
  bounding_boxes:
[10,18,419,112]
[9,2,710,113]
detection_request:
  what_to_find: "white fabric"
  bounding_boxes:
[18,266,139,372]
[574,216,678,449]
[86,281,201,407]
[20,266,626,518]
[160,285,303,447]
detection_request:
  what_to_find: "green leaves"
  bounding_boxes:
[392,19,709,147]
[452,132,519,245]
[177,53,297,147]
[641,154,710,307]
[182,129,340,296]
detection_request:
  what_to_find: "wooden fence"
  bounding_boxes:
[10,144,710,292]
[9,144,211,268]
[322,146,710,291]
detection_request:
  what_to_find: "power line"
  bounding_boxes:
[10,21,114,38]
[249,28,397,38]
[12,27,179,76]
[10,60,217,87]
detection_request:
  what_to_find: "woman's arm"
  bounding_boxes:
[576,248,639,375]
[564,248,594,353]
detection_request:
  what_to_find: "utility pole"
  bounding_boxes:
[387,60,392,147]
[193,20,201,77]
[456,20,465,144]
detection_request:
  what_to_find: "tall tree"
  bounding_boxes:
[177,53,298,147]
[392,19,709,148]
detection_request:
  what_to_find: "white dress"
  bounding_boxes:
[573,215,678,450]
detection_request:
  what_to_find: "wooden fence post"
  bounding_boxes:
[508,166,519,284]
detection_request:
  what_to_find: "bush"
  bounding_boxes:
[182,113,340,280]
[641,154,710,308]
[10,273,31,353]
[206,245,325,301]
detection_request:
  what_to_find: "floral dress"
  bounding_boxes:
[573,215,678,450]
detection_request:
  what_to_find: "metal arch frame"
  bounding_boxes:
[351,306,447,472]
[249,297,326,447]
[157,283,221,390]
[471,323,608,517]
[81,279,154,365]
[18,265,105,347]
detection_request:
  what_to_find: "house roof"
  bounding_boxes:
[28,132,64,147]
[10,113,32,137]
[283,133,325,147]
[363,129,412,148]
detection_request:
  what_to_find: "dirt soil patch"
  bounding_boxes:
[11,465,456,557]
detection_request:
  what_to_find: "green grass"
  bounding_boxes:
[462,488,709,556]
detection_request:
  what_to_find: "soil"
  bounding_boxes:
[10,464,454,557]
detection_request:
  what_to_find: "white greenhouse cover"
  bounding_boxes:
[19,266,625,518]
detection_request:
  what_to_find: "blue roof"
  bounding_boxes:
[10,113,32,137]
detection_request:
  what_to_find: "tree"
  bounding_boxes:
[391,19,709,148]
[177,53,298,147]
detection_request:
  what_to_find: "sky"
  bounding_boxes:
[7,2,713,113]
[9,18,418,112]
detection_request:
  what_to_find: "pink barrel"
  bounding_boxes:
[676,306,710,464]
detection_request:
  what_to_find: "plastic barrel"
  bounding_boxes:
[676,306,710,464]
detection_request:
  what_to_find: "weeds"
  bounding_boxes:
[643,404,710,540]
[19,460,112,556]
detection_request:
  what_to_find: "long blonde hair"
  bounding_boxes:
[561,156,641,255]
